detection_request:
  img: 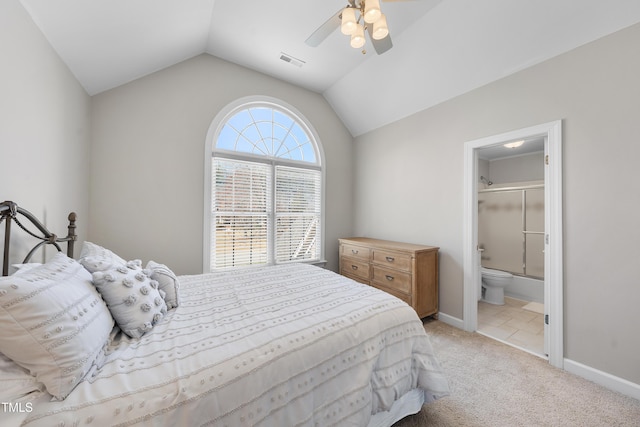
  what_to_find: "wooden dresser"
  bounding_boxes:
[338,237,439,319]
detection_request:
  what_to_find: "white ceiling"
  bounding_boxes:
[19,0,640,136]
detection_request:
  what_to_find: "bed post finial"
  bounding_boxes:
[1,201,18,276]
[67,212,77,258]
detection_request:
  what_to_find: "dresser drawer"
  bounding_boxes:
[372,266,411,294]
[341,243,370,261]
[372,249,412,272]
[340,257,370,281]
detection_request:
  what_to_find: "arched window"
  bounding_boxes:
[205,98,324,271]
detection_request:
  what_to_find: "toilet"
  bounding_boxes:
[481,267,513,305]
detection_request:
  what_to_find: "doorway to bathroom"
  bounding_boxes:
[477,143,545,356]
[462,121,564,369]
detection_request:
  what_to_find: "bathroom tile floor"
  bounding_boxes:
[477,296,546,357]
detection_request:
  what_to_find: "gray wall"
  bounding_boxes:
[352,22,640,384]
[0,0,91,263]
[90,54,354,274]
[488,152,544,185]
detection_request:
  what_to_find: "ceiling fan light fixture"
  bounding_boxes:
[372,13,388,40]
[340,7,357,35]
[350,24,366,49]
[364,0,382,24]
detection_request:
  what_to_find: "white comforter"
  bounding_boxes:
[16,263,449,426]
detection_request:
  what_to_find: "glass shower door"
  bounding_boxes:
[478,190,524,274]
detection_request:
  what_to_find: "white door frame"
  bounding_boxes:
[462,120,564,368]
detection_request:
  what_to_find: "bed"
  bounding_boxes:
[0,201,449,426]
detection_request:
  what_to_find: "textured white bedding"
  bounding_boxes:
[13,263,449,426]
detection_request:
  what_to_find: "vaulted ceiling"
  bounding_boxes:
[20,0,640,136]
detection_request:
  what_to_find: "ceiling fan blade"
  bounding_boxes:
[368,26,393,55]
[305,9,342,47]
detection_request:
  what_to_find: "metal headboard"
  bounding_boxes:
[0,200,77,276]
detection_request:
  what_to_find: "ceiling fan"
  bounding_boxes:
[305,0,416,54]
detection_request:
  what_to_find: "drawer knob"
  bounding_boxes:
[385,256,395,262]
[352,249,359,254]
[351,265,358,270]
[385,275,394,281]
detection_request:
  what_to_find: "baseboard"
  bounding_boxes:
[564,359,640,401]
[435,312,464,330]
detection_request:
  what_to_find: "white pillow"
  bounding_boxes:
[0,253,114,400]
[79,241,127,273]
[146,260,180,309]
[92,261,167,338]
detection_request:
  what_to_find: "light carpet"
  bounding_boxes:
[393,320,640,427]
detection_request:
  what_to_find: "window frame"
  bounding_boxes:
[203,96,326,272]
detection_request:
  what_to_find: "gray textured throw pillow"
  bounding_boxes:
[92,260,167,338]
[146,260,180,310]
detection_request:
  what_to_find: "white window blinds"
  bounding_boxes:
[212,159,271,269]
[275,166,321,263]
[212,159,321,269]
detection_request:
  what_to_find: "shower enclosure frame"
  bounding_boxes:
[462,120,564,369]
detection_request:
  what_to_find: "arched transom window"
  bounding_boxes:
[208,101,323,270]
[217,107,317,163]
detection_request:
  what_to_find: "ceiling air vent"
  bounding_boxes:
[279,52,305,68]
